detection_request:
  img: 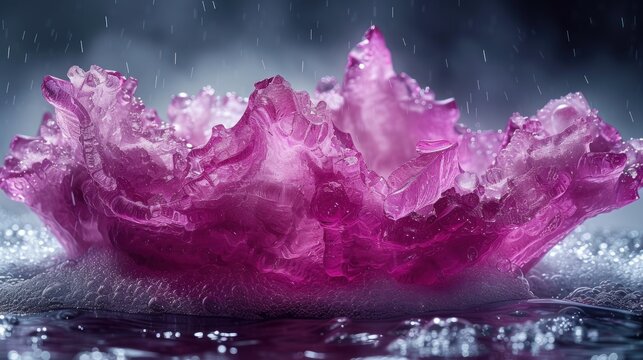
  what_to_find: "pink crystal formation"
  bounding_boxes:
[1,27,641,286]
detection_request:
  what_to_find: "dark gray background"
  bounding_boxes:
[0,0,641,227]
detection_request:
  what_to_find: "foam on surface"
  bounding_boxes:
[528,227,642,312]
[0,240,532,318]
[1,217,641,317]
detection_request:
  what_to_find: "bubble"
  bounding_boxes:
[56,309,81,320]
[467,247,479,262]
[41,282,63,298]
[557,306,585,318]
[201,296,219,315]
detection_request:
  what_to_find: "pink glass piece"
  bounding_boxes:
[1,27,641,290]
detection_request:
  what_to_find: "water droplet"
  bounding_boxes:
[467,246,478,262]
[148,297,165,313]
[56,309,81,320]
[201,296,219,314]
[557,306,585,318]
[41,282,63,297]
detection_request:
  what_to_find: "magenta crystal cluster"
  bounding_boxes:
[1,27,642,286]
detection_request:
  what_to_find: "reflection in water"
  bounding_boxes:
[0,300,641,359]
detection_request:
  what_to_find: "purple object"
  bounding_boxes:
[1,26,641,287]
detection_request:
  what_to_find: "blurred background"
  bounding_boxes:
[0,0,641,228]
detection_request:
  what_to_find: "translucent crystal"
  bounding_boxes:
[1,27,641,288]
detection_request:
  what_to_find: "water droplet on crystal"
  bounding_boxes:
[455,172,478,194]
[467,246,478,262]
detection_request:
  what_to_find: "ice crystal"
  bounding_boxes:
[1,27,641,287]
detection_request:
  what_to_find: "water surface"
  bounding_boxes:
[1,299,641,359]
